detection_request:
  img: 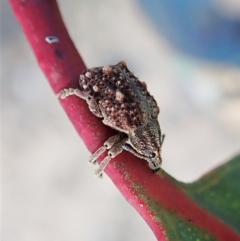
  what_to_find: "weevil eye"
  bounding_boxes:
[149,152,156,158]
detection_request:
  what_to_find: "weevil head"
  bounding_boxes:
[128,119,162,172]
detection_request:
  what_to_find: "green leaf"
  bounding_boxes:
[130,154,240,240]
[185,154,240,234]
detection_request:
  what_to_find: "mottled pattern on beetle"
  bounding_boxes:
[79,62,159,132]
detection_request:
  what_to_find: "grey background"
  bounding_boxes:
[2,0,240,241]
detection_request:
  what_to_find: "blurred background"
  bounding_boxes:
[2,0,240,240]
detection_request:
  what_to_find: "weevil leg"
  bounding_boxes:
[122,144,149,161]
[89,146,107,164]
[86,96,103,118]
[58,88,103,117]
[58,88,88,99]
[89,133,125,164]
[95,136,128,177]
[94,155,112,177]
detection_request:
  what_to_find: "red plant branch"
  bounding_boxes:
[9,1,240,240]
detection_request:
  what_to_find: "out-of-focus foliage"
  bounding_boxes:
[139,0,240,65]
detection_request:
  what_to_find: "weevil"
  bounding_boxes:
[58,61,164,176]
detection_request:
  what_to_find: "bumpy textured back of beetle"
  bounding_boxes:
[79,61,160,132]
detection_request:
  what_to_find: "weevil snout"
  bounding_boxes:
[152,167,161,173]
[148,156,162,172]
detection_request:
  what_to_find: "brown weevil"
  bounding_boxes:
[58,61,164,176]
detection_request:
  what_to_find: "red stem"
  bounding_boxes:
[9,1,240,240]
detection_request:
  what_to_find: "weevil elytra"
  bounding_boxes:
[58,61,164,176]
